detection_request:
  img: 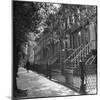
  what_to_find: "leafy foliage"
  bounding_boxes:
[13,1,96,65]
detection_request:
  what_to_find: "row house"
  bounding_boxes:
[32,11,96,68]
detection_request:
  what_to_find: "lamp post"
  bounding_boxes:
[61,48,65,74]
[78,31,81,46]
[79,59,87,94]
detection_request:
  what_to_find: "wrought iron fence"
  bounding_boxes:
[63,61,97,94]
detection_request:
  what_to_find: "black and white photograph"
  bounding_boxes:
[13,0,97,99]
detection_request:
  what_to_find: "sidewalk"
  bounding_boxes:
[17,67,79,98]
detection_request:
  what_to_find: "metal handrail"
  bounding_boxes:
[64,44,83,63]
[85,55,94,64]
[90,56,96,64]
[71,42,91,62]
[71,40,95,63]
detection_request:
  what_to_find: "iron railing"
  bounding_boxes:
[71,40,96,67]
[64,44,83,63]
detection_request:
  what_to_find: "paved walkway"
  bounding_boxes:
[17,67,79,98]
[50,70,97,94]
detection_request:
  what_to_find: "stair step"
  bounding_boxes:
[64,64,73,68]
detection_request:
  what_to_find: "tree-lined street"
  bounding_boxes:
[13,1,97,98]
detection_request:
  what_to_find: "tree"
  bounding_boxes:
[13,1,96,66]
[13,1,42,66]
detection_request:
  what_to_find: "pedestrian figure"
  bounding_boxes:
[46,64,52,80]
[26,61,30,73]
